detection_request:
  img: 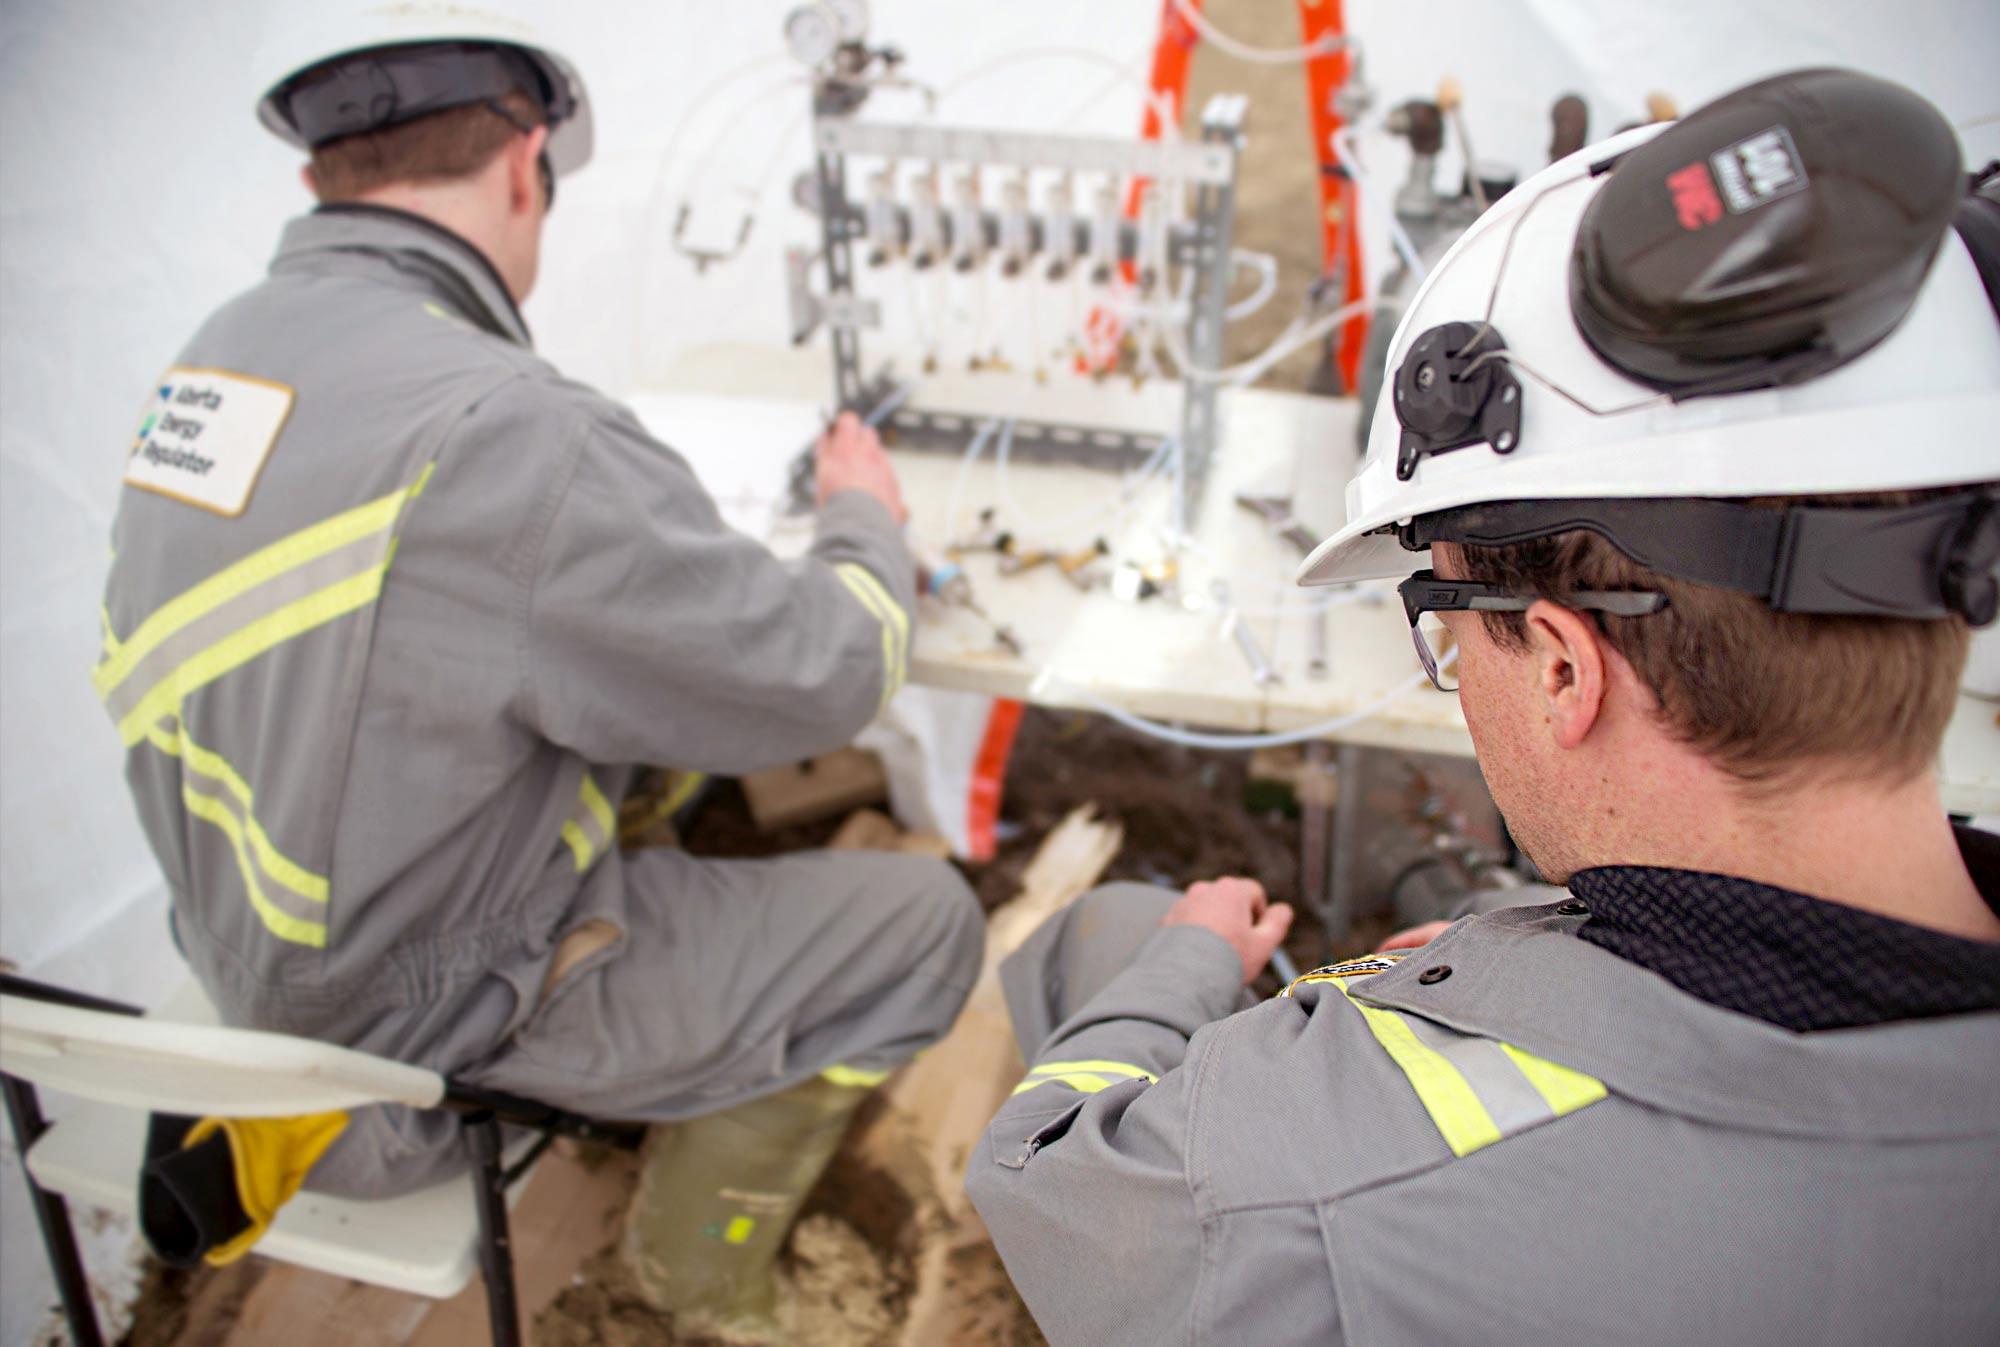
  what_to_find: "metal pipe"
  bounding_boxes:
[3,1075,105,1347]
[465,1113,523,1347]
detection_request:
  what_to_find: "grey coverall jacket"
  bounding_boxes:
[99,207,982,1194]
[968,885,2000,1346]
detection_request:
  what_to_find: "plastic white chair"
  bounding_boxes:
[0,973,641,1347]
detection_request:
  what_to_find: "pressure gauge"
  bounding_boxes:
[784,5,840,67]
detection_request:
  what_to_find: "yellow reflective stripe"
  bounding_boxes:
[181,783,327,949]
[145,719,327,904]
[100,605,122,658]
[1012,1071,1122,1097]
[560,820,594,872]
[115,568,385,747]
[833,563,908,711]
[1011,1057,1156,1096]
[839,563,909,675]
[93,477,421,699]
[561,773,615,873]
[660,770,706,818]
[1500,1043,1608,1116]
[1025,1059,1155,1079]
[1333,978,1501,1158]
[578,774,615,837]
[821,1063,893,1089]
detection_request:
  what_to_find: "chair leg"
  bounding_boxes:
[2,1075,105,1347]
[464,1112,522,1347]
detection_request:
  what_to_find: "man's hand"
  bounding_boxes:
[816,412,908,525]
[1162,877,1294,985]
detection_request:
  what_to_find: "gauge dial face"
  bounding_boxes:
[784,5,840,66]
[824,0,870,41]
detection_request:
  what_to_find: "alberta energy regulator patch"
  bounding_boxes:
[125,367,294,516]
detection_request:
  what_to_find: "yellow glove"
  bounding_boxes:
[184,1111,349,1265]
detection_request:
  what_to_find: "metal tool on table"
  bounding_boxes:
[1212,578,1282,688]
[1236,492,1332,680]
[784,376,913,515]
[912,537,1023,657]
[992,534,1110,592]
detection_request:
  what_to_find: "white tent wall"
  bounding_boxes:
[1,0,1994,1341]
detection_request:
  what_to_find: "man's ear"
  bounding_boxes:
[300,165,319,199]
[507,125,550,215]
[1522,599,1608,751]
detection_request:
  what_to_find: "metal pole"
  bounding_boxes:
[464,1114,522,1347]
[2,1075,104,1347]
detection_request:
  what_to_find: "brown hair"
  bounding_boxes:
[1456,492,1971,786]
[307,91,542,202]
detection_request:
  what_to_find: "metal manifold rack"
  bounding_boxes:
[789,86,1249,526]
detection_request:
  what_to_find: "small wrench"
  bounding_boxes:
[1213,579,1283,687]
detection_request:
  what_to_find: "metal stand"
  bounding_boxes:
[465,1113,522,1347]
[798,100,1246,528]
[1175,102,1245,525]
[3,1074,104,1347]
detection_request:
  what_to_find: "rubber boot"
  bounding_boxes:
[621,1075,872,1342]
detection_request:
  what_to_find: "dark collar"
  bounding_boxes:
[279,203,531,346]
[1566,825,2000,1032]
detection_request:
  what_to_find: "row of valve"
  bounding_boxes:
[856,166,1180,290]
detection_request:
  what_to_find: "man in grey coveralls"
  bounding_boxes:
[968,71,2000,1345]
[97,17,982,1270]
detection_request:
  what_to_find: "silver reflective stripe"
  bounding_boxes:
[101,529,389,727]
[1399,1013,1557,1138]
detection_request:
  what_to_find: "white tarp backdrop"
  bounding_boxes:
[2,0,1994,1340]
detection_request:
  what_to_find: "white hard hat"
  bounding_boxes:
[1299,69,2000,626]
[253,4,593,178]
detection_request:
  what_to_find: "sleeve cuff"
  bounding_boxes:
[817,488,902,539]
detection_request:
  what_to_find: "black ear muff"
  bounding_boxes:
[1391,322,1522,481]
[1570,69,1963,398]
[1951,162,2000,328]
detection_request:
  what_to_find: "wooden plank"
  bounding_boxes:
[739,749,889,832]
[407,1147,639,1347]
[829,807,954,859]
[149,1146,639,1347]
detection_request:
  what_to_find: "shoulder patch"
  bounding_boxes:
[1280,952,1407,998]
[125,366,294,517]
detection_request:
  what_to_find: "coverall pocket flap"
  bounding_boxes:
[990,1100,1086,1170]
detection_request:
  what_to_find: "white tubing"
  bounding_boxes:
[942,418,1002,543]
[1224,248,1280,321]
[993,419,1178,538]
[935,46,1184,143]
[1155,299,1375,386]
[1169,0,1345,65]
[1038,665,1440,751]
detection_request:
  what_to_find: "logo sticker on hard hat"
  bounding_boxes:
[1710,125,1808,214]
[1666,125,1808,231]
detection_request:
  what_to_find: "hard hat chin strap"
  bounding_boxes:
[1400,490,2000,626]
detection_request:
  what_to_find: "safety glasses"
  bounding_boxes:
[1397,569,1668,691]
